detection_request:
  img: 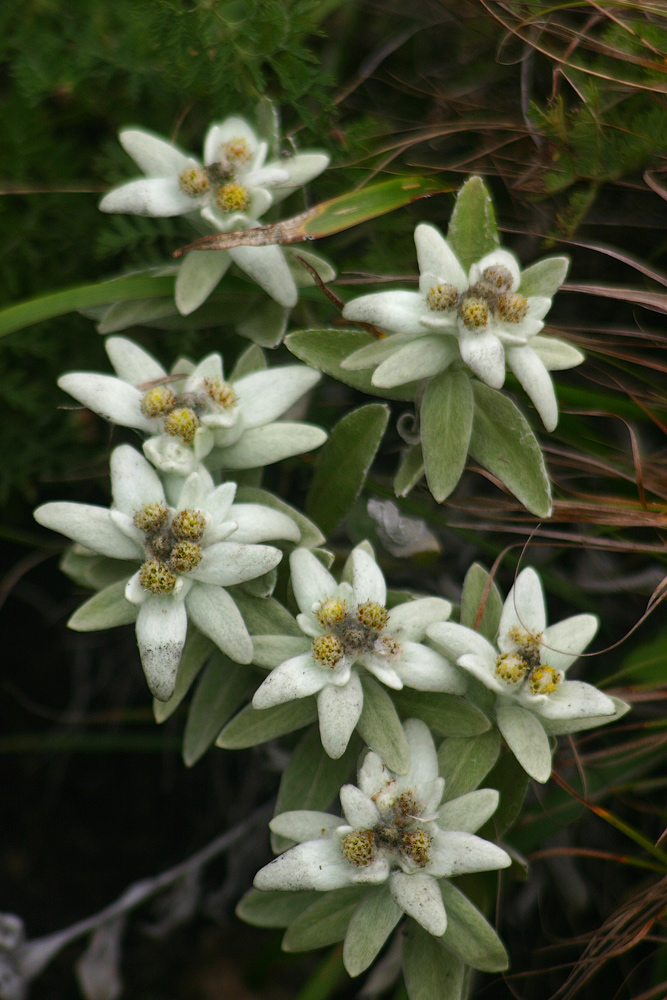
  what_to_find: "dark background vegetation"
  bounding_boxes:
[1,2,666,998]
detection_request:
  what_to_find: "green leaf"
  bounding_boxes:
[403,923,466,1000]
[236,297,288,348]
[519,256,569,298]
[0,274,175,340]
[182,654,255,766]
[392,690,490,738]
[439,881,508,972]
[437,730,501,801]
[394,443,424,498]
[357,674,410,774]
[446,176,500,273]
[469,382,552,517]
[420,370,474,502]
[239,568,278,599]
[216,698,318,750]
[153,629,215,723]
[460,563,503,642]
[307,404,390,536]
[174,177,455,256]
[235,487,325,550]
[282,887,367,952]
[343,885,403,976]
[230,343,267,380]
[272,724,360,851]
[485,751,530,837]
[97,297,177,334]
[286,330,418,402]
[228,588,302,636]
[67,579,137,631]
[236,888,320,928]
[251,635,312,668]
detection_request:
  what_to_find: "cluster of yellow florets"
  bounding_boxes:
[222,137,252,166]
[140,385,177,418]
[455,262,529,331]
[356,601,390,632]
[401,829,432,867]
[171,508,206,541]
[479,264,514,292]
[138,559,177,595]
[178,165,211,198]
[496,292,528,323]
[529,665,563,696]
[312,633,344,669]
[204,377,237,410]
[426,283,459,312]
[163,407,199,444]
[133,501,170,534]
[495,653,528,685]
[458,295,490,329]
[215,181,250,214]
[341,829,376,867]
[170,540,203,574]
[315,596,348,628]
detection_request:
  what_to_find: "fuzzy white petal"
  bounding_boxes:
[426,622,497,667]
[342,291,426,337]
[530,336,584,371]
[415,224,468,294]
[57,373,154,432]
[388,598,452,642]
[110,445,165,515]
[184,583,252,663]
[190,542,281,586]
[119,129,191,176]
[371,336,458,388]
[499,568,546,642]
[519,679,615,721]
[105,336,167,384]
[458,329,505,389]
[352,548,386,606]
[270,152,330,187]
[437,789,500,834]
[541,614,598,671]
[456,653,507,695]
[290,549,338,616]
[135,597,187,701]
[252,653,327,709]
[317,672,364,759]
[495,699,552,782]
[506,346,558,431]
[228,244,298,308]
[426,830,511,877]
[254,839,354,891]
[100,177,197,217]
[214,422,327,469]
[143,435,197,477]
[395,642,466,694]
[269,811,342,843]
[34,502,143,560]
[229,504,300,544]
[174,250,231,315]
[402,718,439,786]
[234,366,321,428]
[340,784,381,828]
[341,336,414,371]
[389,871,447,936]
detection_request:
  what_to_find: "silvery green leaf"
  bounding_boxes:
[97,297,177,334]
[519,256,569,298]
[75,918,125,1000]
[394,442,425,498]
[420,370,474,503]
[153,629,215,723]
[437,730,501,801]
[436,788,499,834]
[286,248,336,287]
[236,888,320,928]
[68,580,137,632]
[238,568,278,599]
[282,887,367,952]
[251,635,312,668]
[229,343,267,380]
[403,923,466,1000]
[228,588,301,636]
[495,699,551,783]
[182,654,255,766]
[460,563,503,642]
[483,752,530,836]
[446,176,500,273]
[469,382,552,518]
[439,880,508,972]
[216,697,318,750]
[392,689,490,738]
[236,298,289,348]
[307,404,390,537]
[235,486,325,549]
[357,674,410,775]
[272,724,359,852]
[343,885,403,977]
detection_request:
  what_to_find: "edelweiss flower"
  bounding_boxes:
[427,568,629,782]
[58,337,326,479]
[34,446,300,700]
[252,546,463,758]
[342,224,582,430]
[254,719,511,939]
[99,118,329,314]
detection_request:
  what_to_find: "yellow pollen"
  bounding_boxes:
[140,385,176,418]
[204,377,237,410]
[401,829,432,867]
[171,508,206,541]
[170,540,203,574]
[215,181,250,214]
[509,625,538,646]
[163,407,199,444]
[133,502,169,534]
[341,830,375,867]
[481,265,514,292]
[529,665,563,696]
[312,633,344,669]
[222,137,252,165]
[495,653,528,685]
[495,292,528,324]
[458,295,489,329]
[426,283,459,311]
[138,559,177,595]
[315,596,348,628]
[178,165,210,198]
[356,601,389,632]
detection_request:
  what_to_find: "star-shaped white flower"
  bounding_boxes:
[342,224,581,430]
[427,568,629,782]
[58,337,326,479]
[34,446,300,700]
[252,546,464,758]
[99,118,329,314]
[254,719,511,939]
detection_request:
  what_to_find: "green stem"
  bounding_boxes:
[0,274,175,339]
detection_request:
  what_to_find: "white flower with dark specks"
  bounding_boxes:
[254,719,510,940]
[34,446,299,700]
[342,223,580,430]
[427,567,629,782]
[252,546,463,758]
[58,337,326,478]
[99,118,329,314]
